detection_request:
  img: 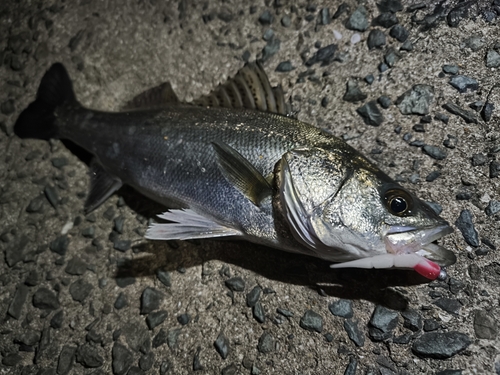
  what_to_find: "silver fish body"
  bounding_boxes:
[15,63,455,280]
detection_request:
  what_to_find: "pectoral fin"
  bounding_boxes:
[146,209,242,240]
[212,141,272,206]
[84,160,123,213]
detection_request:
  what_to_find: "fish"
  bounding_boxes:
[14,62,456,281]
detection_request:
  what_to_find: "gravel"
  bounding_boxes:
[246,286,262,307]
[343,79,367,102]
[252,302,265,323]
[345,6,369,31]
[442,102,479,124]
[257,331,274,354]
[368,306,399,341]
[8,284,29,319]
[389,24,408,42]
[214,332,230,359]
[372,13,398,28]
[442,64,459,75]
[485,200,500,216]
[486,49,500,68]
[299,310,323,333]
[33,287,60,310]
[76,343,104,368]
[412,332,471,359]
[140,287,164,314]
[356,101,384,126]
[225,277,245,292]
[329,299,354,318]
[344,319,365,347]
[449,75,479,93]
[146,310,168,330]
[275,61,294,72]
[433,298,462,315]
[112,343,134,375]
[401,309,423,332]
[455,209,480,247]
[69,279,93,302]
[367,29,386,49]
[422,145,447,160]
[473,309,498,339]
[396,84,434,115]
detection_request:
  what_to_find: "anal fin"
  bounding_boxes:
[84,160,123,213]
[146,209,242,240]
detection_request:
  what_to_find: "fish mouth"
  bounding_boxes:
[384,224,455,267]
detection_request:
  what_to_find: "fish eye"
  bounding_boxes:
[384,189,413,216]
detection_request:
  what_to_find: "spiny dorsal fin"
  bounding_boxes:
[123,82,179,110]
[212,141,272,206]
[193,62,290,116]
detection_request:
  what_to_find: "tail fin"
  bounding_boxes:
[14,63,76,140]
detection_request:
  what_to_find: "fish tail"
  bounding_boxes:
[14,63,77,140]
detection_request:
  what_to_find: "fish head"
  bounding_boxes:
[278,147,455,275]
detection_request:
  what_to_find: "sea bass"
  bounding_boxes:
[14,63,455,280]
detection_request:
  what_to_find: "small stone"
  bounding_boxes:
[455,209,479,247]
[365,74,374,84]
[281,15,291,27]
[333,3,349,19]
[400,39,413,51]
[372,13,398,28]
[261,38,281,62]
[481,102,494,122]
[356,101,383,126]
[8,283,29,319]
[276,308,294,318]
[447,3,471,27]
[167,328,181,349]
[343,79,367,102]
[433,298,462,315]
[258,10,273,25]
[456,192,472,201]
[65,257,87,275]
[139,352,154,371]
[113,239,131,252]
[57,345,76,375]
[51,157,68,168]
[412,332,471,359]
[378,62,389,72]
[33,287,59,310]
[321,96,329,108]
[393,333,412,344]
[344,358,357,375]
[396,84,434,115]
[141,287,163,314]
[367,29,386,49]
[485,200,500,216]
[177,313,190,325]
[344,319,365,347]
[152,329,168,348]
[413,123,425,132]
[486,49,500,68]
[490,161,500,178]
[114,293,128,310]
[159,360,171,375]
[50,310,64,329]
[42,186,58,207]
[115,275,135,288]
[423,319,440,332]
[0,99,15,115]
[113,216,125,233]
[368,305,398,341]
[305,43,337,66]
[300,310,323,333]
[389,24,408,42]
[76,343,103,368]
[2,353,22,366]
[103,206,115,220]
[436,113,450,124]
[401,309,423,332]
[426,201,443,215]
[225,277,245,292]
[449,75,479,93]
[377,0,403,13]
[69,279,93,303]
[257,331,274,354]
[112,343,133,375]
[26,195,45,213]
[193,347,203,371]
[345,6,369,31]
[378,96,391,109]
[49,236,69,256]
[442,65,459,75]
[127,366,145,375]
[262,28,274,41]
[214,332,230,359]
[156,268,171,287]
[426,171,441,182]
[423,145,447,160]
[473,310,497,339]
[275,61,294,72]
[328,299,353,318]
[145,310,168,330]
[471,154,487,166]
[253,302,266,323]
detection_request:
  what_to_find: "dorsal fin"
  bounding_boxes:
[123,82,179,110]
[122,62,290,115]
[193,61,289,115]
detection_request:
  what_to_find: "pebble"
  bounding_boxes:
[377,0,403,12]
[115,275,135,288]
[449,75,479,93]
[51,157,68,168]
[320,8,330,25]
[261,38,280,62]
[257,331,274,353]
[225,277,245,292]
[344,358,357,375]
[344,319,365,347]
[57,345,76,374]
[485,200,500,216]
[253,302,266,323]
[112,343,133,375]
[345,6,369,31]
[141,287,163,314]
[33,287,60,310]
[281,15,291,27]
[69,279,93,303]
[423,319,440,332]
[333,3,349,19]
[372,13,398,28]
[442,64,459,75]
[114,293,128,310]
[413,123,425,132]
[300,310,323,333]
[328,299,353,318]
[214,332,230,359]
[275,61,294,72]
[193,348,205,371]
[456,192,472,201]
[76,343,103,368]
[167,328,181,349]
[321,96,329,107]
[396,84,434,115]
[0,99,15,115]
[177,313,190,325]
[146,310,168,330]
[49,235,70,256]
[401,309,423,332]
[50,310,64,329]
[8,283,29,319]
[455,209,479,247]
[350,33,360,44]
[258,10,273,25]
[378,96,392,109]
[156,268,171,287]
[447,3,472,27]
[367,29,386,49]
[343,79,367,102]
[473,310,497,339]
[378,62,389,72]
[356,101,384,126]
[389,24,408,42]
[368,306,399,341]
[486,49,500,68]
[152,329,167,348]
[262,28,274,41]
[412,331,471,359]
[471,153,487,166]
[433,298,462,315]
[365,74,374,84]
[490,161,500,178]
[400,39,413,51]
[113,239,131,252]
[139,351,154,371]
[481,102,494,122]
[436,113,450,124]
[159,360,171,375]
[26,195,45,213]
[276,308,294,318]
[2,353,22,366]
[65,257,87,275]
[393,333,412,344]
[426,201,443,215]
[305,43,337,66]
[423,145,447,160]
